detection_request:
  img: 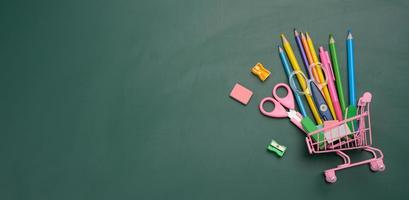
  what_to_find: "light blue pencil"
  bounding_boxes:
[278,46,307,117]
[346,31,356,106]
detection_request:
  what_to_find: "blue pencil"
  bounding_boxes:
[278,46,307,117]
[346,31,356,106]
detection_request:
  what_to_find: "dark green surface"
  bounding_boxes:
[1,0,409,199]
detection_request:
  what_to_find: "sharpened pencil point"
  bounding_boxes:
[294,29,299,36]
[306,32,311,39]
[329,34,335,43]
[278,46,283,52]
[347,31,353,39]
[281,34,288,43]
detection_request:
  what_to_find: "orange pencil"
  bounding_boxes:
[306,32,337,120]
[301,32,318,79]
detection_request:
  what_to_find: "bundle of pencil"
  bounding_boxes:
[279,29,357,126]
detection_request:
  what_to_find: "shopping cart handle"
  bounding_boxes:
[358,92,372,106]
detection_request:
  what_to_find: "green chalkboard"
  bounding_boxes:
[1,0,409,199]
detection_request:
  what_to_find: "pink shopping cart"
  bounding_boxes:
[305,92,385,183]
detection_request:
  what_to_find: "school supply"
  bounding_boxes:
[230,83,253,105]
[301,32,318,79]
[323,120,351,143]
[283,30,384,183]
[347,31,356,106]
[294,29,332,120]
[346,31,357,131]
[251,62,270,81]
[346,105,357,132]
[329,35,347,115]
[305,92,384,183]
[288,64,333,121]
[281,34,323,125]
[309,79,333,121]
[229,29,386,183]
[259,83,304,131]
[267,139,287,157]
[278,46,307,117]
[301,116,325,149]
[294,30,310,73]
[305,33,337,119]
[259,83,328,144]
[319,47,343,120]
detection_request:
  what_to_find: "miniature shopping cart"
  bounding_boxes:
[305,92,385,183]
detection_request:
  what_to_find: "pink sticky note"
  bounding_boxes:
[230,83,253,105]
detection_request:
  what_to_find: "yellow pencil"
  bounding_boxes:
[305,32,337,120]
[281,34,323,125]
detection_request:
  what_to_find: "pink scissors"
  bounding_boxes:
[259,83,304,131]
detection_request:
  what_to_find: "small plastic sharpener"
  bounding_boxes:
[251,63,270,81]
[230,83,253,105]
[267,140,286,157]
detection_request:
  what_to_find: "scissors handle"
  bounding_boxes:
[272,83,295,110]
[289,70,309,95]
[259,97,288,118]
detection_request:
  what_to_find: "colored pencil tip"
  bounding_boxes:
[294,29,299,36]
[278,46,283,52]
[280,34,288,43]
[329,35,335,43]
[305,32,311,39]
[347,31,353,39]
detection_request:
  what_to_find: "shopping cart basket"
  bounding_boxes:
[305,92,385,183]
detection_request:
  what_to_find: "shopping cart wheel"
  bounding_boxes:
[370,159,385,172]
[377,160,385,172]
[370,161,379,171]
[324,170,337,183]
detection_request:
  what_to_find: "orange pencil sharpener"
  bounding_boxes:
[251,63,270,81]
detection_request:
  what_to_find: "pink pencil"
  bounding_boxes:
[319,47,343,120]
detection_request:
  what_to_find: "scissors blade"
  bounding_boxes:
[287,110,302,122]
[310,81,333,121]
[287,109,305,131]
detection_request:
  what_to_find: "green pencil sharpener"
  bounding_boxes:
[267,140,286,157]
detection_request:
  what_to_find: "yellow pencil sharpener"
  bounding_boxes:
[251,63,270,81]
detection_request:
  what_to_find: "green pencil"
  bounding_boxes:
[329,35,346,116]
